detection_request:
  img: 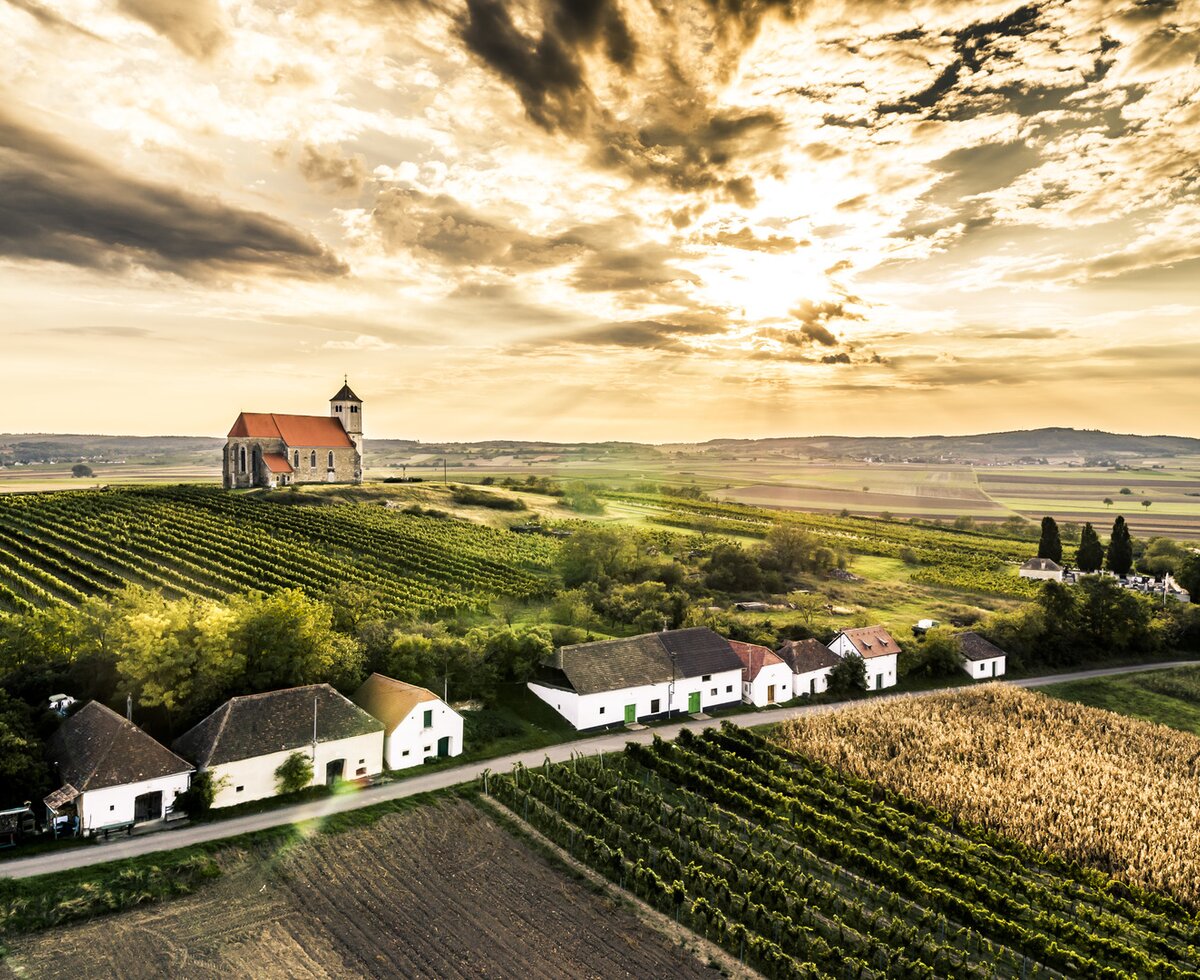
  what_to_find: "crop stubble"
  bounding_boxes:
[1,801,713,979]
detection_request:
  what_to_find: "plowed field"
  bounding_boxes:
[0,801,715,979]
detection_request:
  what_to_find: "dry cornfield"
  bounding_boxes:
[775,684,1200,907]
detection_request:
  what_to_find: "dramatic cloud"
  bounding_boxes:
[2,0,1198,439]
[116,0,226,59]
[0,112,346,279]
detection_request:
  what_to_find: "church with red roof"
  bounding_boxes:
[222,382,364,489]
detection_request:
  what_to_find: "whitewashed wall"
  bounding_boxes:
[742,662,792,706]
[206,730,383,808]
[529,668,742,730]
[384,700,464,770]
[961,656,1006,679]
[79,771,192,833]
[793,666,834,696]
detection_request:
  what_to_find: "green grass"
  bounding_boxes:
[1041,666,1200,735]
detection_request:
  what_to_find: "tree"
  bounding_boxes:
[1119,487,1132,495]
[704,542,763,593]
[788,591,825,627]
[70,463,93,478]
[1075,523,1104,573]
[0,691,51,805]
[1103,497,1113,508]
[1106,516,1133,576]
[175,769,227,814]
[275,751,314,795]
[903,628,961,679]
[1142,498,1152,509]
[1136,537,1188,576]
[828,653,867,695]
[1178,554,1200,601]
[1037,516,1062,564]
[557,526,636,588]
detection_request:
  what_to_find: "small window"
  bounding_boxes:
[328,451,334,468]
[599,706,605,715]
[351,405,358,413]
[650,698,660,713]
[402,750,410,757]
[236,786,244,793]
[702,674,711,682]
[711,688,718,696]
[424,746,431,752]
[726,685,733,693]
[310,450,317,467]
[335,404,343,412]
[423,709,433,728]
[109,804,115,811]
[293,451,299,467]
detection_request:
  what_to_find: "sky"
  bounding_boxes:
[2,0,1198,442]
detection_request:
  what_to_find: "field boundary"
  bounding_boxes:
[475,792,757,979]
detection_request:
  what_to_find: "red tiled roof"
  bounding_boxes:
[227,413,353,448]
[728,640,785,682]
[837,625,898,659]
[262,453,293,474]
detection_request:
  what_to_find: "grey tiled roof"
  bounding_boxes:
[173,684,382,767]
[554,628,740,695]
[957,632,1007,662]
[46,701,192,792]
[777,638,841,674]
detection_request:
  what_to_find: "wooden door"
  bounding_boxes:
[624,703,636,724]
[688,691,701,714]
[767,684,775,703]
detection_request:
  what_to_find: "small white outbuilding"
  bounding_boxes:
[828,626,900,691]
[1019,557,1064,581]
[956,632,1007,680]
[728,640,792,706]
[44,701,193,837]
[776,638,842,696]
[353,673,464,770]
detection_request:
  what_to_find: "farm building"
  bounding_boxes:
[828,626,900,690]
[776,638,841,696]
[43,701,193,837]
[173,684,384,808]
[728,640,792,706]
[528,627,743,730]
[1019,557,1064,581]
[956,632,1007,679]
[222,382,364,489]
[353,673,464,770]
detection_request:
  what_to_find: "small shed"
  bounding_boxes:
[776,639,841,696]
[353,673,464,770]
[728,640,791,706]
[956,632,1007,679]
[1019,557,1064,582]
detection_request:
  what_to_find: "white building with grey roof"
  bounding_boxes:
[172,684,384,809]
[527,627,743,730]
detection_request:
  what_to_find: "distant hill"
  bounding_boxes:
[683,428,1200,463]
[4,427,1199,468]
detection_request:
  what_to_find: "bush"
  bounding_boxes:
[827,653,868,695]
[451,486,525,511]
[275,751,313,795]
[175,769,225,815]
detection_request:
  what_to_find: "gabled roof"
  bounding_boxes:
[552,628,741,696]
[777,638,841,674]
[728,640,785,682]
[330,383,362,403]
[957,632,1007,662]
[835,625,899,659]
[173,685,383,768]
[1021,557,1063,571]
[353,674,446,734]
[262,452,293,474]
[45,701,192,793]
[659,627,743,677]
[227,412,353,448]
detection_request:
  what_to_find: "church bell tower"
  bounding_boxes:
[330,379,363,481]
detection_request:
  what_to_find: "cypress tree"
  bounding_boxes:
[1105,516,1133,576]
[1076,522,1104,572]
[1037,516,1063,564]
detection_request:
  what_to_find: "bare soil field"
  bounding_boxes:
[716,483,1011,518]
[0,801,715,980]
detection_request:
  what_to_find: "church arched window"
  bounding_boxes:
[310,451,317,468]
[239,446,246,473]
[293,450,299,467]
[328,451,334,469]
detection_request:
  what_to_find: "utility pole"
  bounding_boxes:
[443,458,448,485]
[312,695,318,762]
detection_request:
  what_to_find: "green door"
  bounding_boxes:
[437,736,450,758]
[688,691,701,714]
[624,703,637,724]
